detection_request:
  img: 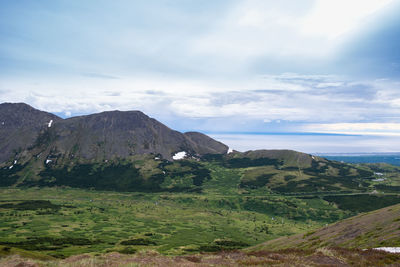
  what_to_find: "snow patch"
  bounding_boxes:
[172,151,187,160]
[48,120,53,128]
[154,157,160,160]
[9,165,13,169]
[374,247,400,253]
[46,159,52,164]
[227,147,233,154]
[14,160,17,164]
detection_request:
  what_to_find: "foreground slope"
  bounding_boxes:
[2,247,400,267]
[250,203,400,251]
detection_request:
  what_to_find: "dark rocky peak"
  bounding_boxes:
[62,110,154,130]
[48,110,223,160]
[0,103,229,164]
[184,132,228,155]
[0,103,61,164]
[0,102,61,129]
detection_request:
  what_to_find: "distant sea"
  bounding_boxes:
[208,133,400,163]
[315,153,400,166]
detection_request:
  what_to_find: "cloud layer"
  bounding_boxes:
[2,73,400,135]
[1,1,400,152]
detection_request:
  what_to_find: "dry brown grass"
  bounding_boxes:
[1,247,399,267]
[251,204,400,252]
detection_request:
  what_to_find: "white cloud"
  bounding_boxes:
[191,1,322,61]
[2,72,398,128]
[303,123,400,136]
[300,0,394,39]
[189,0,394,67]
[315,82,344,88]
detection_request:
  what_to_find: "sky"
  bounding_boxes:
[1,0,400,153]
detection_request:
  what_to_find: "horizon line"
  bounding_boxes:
[204,131,361,137]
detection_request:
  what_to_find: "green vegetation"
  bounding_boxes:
[251,203,400,251]
[322,194,400,212]
[0,163,25,187]
[4,151,400,195]
[0,151,399,260]
[0,187,339,258]
[15,158,212,193]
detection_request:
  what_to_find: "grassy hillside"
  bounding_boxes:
[1,150,400,260]
[250,203,400,251]
[0,187,343,258]
[0,188,399,258]
[2,149,400,196]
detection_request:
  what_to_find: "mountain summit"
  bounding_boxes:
[0,103,61,163]
[0,103,228,165]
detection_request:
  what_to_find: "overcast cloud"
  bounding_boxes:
[1,0,400,152]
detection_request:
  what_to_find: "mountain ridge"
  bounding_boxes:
[0,103,61,163]
[0,102,228,165]
[2,102,400,198]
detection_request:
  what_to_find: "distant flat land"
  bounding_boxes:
[319,153,400,166]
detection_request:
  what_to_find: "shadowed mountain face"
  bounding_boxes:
[0,103,61,163]
[184,132,231,155]
[0,103,228,164]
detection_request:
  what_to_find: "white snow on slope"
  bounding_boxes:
[172,151,187,160]
[374,247,400,253]
[48,120,53,128]
[227,147,233,154]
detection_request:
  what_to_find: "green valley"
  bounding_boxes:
[1,151,400,259]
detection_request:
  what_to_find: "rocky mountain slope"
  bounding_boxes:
[0,103,61,163]
[0,103,228,166]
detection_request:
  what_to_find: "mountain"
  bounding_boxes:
[0,103,228,166]
[0,102,230,190]
[250,203,400,251]
[33,110,228,162]
[1,102,400,197]
[0,103,61,163]
[184,131,231,155]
